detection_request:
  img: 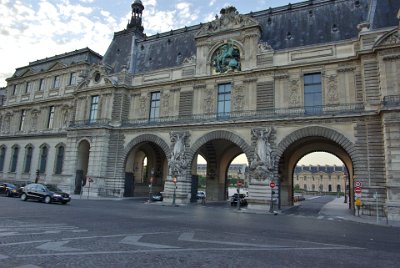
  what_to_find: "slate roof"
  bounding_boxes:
[295,165,345,174]
[104,0,400,75]
[10,48,102,80]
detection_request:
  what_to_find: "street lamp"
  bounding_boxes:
[172,176,177,206]
[344,173,348,203]
[148,168,154,203]
[237,169,242,211]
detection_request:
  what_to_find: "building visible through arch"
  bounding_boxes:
[1,0,400,223]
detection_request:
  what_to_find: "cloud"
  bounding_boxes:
[0,0,124,87]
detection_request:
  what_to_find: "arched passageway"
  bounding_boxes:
[123,135,169,197]
[277,128,356,210]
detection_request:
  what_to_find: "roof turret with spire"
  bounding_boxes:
[127,0,144,33]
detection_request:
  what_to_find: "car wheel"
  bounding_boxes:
[21,193,27,201]
[6,191,11,197]
[61,201,67,205]
[44,196,51,204]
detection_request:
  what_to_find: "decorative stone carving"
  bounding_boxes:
[211,41,241,73]
[233,85,245,111]
[250,127,275,181]
[168,131,190,176]
[289,80,300,107]
[203,88,215,114]
[258,41,273,53]
[196,6,259,37]
[327,75,339,104]
[183,55,196,65]
[139,96,148,116]
[162,93,170,112]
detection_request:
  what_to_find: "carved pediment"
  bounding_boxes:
[20,68,35,77]
[373,28,400,50]
[48,61,67,71]
[77,63,116,89]
[196,6,260,38]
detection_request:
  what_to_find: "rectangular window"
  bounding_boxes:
[53,75,61,88]
[69,72,77,85]
[55,146,64,174]
[149,92,160,121]
[10,147,19,173]
[39,78,45,91]
[12,84,17,95]
[25,82,33,94]
[217,83,231,117]
[39,147,48,174]
[24,147,33,173]
[89,95,99,123]
[19,110,26,131]
[47,106,55,129]
[0,147,6,172]
[304,73,322,114]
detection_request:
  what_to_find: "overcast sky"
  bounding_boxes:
[0,0,307,87]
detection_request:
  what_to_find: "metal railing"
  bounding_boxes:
[382,95,400,107]
[68,103,365,129]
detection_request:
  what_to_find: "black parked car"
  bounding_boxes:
[20,183,71,204]
[230,193,248,207]
[0,183,22,197]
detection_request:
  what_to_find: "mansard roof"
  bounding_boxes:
[10,47,102,80]
[103,0,400,75]
[295,165,345,174]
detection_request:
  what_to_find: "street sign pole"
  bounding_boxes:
[269,181,276,213]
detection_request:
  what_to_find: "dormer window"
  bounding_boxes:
[53,75,61,89]
[69,72,77,85]
[25,82,33,94]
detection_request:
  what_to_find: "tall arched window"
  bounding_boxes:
[55,145,64,174]
[0,146,6,172]
[10,146,19,172]
[24,146,33,173]
[39,145,48,174]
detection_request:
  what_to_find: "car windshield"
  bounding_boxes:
[6,183,16,188]
[45,184,62,192]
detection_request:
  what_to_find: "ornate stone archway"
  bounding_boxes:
[276,126,357,207]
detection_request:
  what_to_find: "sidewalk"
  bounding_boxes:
[319,196,400,227]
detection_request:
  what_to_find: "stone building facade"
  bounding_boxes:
[1,0,400,222]
[294,165,346,193]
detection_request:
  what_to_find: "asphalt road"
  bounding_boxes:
[1,195,399,268]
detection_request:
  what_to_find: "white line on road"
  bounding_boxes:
[120,235,180,249]
[0,254,9,260]
[60,231,180,241]
[178,232,286,248]
[0,240,52,247]
[15,246,365,258]
[36,241,80,252]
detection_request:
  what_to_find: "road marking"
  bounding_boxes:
[178,232,287,248]
[0,240,52,247]
[120,235,180,249]
[36,241,80,252]
[0,254,9,260]
[13,265,42,268]
[0,232,18,237]
[60,231,179,241]
[16,246,365,258]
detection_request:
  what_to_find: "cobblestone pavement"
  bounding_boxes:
[1,196,399,268]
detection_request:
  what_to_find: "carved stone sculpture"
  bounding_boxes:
[168,131,190,176]
[249,127,275,181]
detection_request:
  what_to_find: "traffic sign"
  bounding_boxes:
[354,180,362,187]
[355,187,362,194]
[270,181,276,189]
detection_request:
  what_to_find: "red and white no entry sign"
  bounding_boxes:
[355,186,362,194]
[270,181,276,188]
